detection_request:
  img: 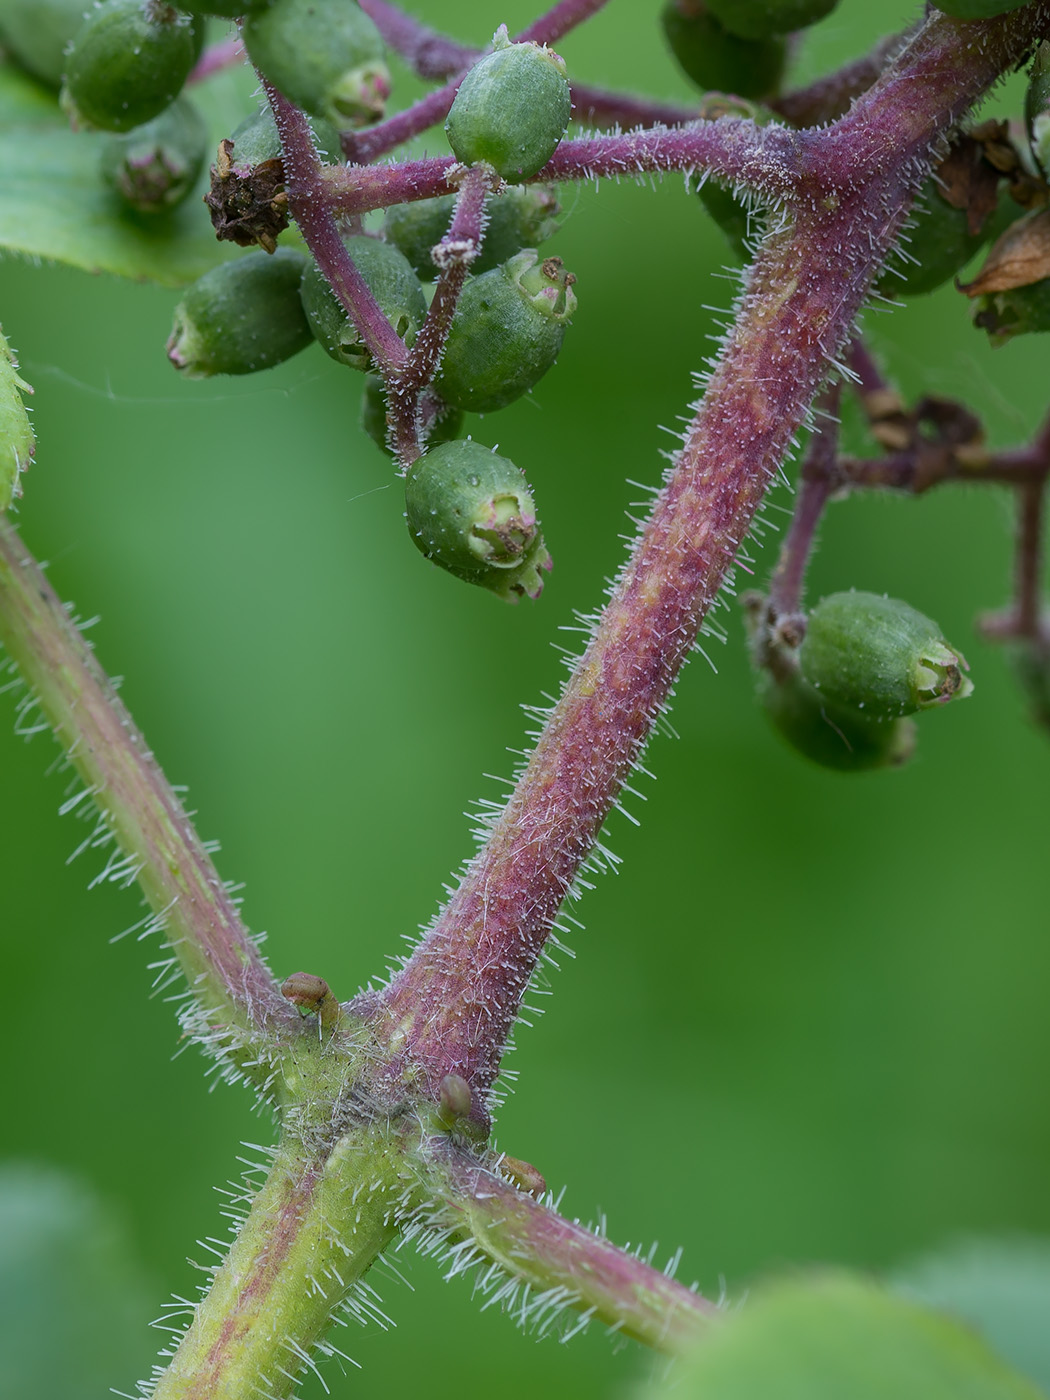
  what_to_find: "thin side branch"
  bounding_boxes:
[424,1141,718,1351]
[0,520,293,1047]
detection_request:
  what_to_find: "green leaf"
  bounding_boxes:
[0,1162,156,1398]
[642,1272,1045,1400]
[893,1237,1050,1394]
[0,60,237,286]
[0,324,33,511]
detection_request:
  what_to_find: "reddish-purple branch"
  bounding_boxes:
[767,388,841,620]
[325,119,805,218]
[266,83,409,376]
[429,1141,718,1350]
[358,0,473,77]
[517,0,610,47]
[187,33,244,85]
[366,4,1050,1104]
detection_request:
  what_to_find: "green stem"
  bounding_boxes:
[151,1124,404,1398]
[0,520,296,1080]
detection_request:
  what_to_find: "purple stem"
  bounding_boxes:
[187,33,244,85]
[517,0,611,47]
[0,520,294,1045]
[364,5,1050,1104]
[397,167,490,394]
[325,119,806,218]
[1014,479,1046,638]
[770,31,912,127]
[358,0,473,78]
[344,82,461,164]
[428,1140,718,1349]
[266,83,409,376]
[767,388,841,620]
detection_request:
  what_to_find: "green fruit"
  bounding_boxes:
[1025,41,1050,183]
[405,439,552,602]
[383,185,561,280]
[243,0,390,128]
[62,0,203,133]
[935,0,1028,17]
[799,591,973,720]
[435,250,576,414]
[445,26,571,183]
[361,376,462,456]
[974,277,1050,344]
[99,95,207,213]
[704,0,839,40]
[227,106,342,166]
[661,0,786,99]
[759,667,916,772]
[882,182,1005,298]
[0,0,88,88]
[299,235,428,371]
[166,248,313,377]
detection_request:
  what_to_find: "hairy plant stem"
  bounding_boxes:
[325,119,806,218]
[369,4,1050,1104]
[266,83,409,378]
[767,388,841,621]
[0,520,293,1058]
[427,1140,718,1349]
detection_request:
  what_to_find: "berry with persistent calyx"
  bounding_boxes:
[1025,42,1050,183]
[205,108,341,253]
[361,377,463,457]
[799,591,973,720]
[758,667,917,772]
[661,1,786,100]
[243,0,390,128]
[405,439,552,602]
[0,0,89,88]
[99,96,207,214]
[62,0,203,133]
[934,0,1028,17]
[167,248,313,377]
[383,186,561,281]
[436,250,576,414]
[704,0,838,40]
[445,26,571,183]
[299,236,428,371]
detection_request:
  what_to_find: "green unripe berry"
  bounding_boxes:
[405,439,551,602]
[383,185,561,281]
[227,106,342,167]
[436,250,576,414]
[0,0,88,88]
[758,668,916,773]
[882,182,1003,298]
[661,1,786,100]
[167,248,313,377]
[799,591,973,720]
[62,1,203,133]
[934,0,1028,18]
[361,377,462,457]
[99,95,207,213]
[299,235,428,371]
[445,27,571,183]
[704,0,839,40]
[243,0,390,128]
[1025,42,1050,183]
[974,276,1050,343]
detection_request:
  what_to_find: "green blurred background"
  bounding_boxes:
[2,1,1049,1396]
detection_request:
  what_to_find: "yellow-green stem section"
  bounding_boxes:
[153,1126,404,1399]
